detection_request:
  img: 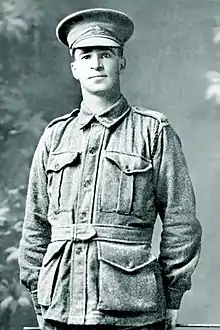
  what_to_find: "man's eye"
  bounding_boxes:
[82,55,91,60]
[101,52,111,58]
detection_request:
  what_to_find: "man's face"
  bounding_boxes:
[70,46,125,95]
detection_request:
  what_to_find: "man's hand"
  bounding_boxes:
[165,309,179,330]
[36,314,43,329]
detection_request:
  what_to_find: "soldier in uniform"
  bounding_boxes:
[19,8,202,330]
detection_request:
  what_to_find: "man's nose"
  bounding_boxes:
[91,54,103,70]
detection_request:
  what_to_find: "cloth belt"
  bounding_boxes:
[51,224,153,244]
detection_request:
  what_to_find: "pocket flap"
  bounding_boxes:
[42,241,66,267]
[46,152,79,172]
[97,241,156,272]
[104,152,152,174]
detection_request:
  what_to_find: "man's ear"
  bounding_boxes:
[70,61,79,80]
[120,57,126,71]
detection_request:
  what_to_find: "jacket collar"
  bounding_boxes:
[78,94,131,129]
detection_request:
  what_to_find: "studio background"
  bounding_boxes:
[0,0,219,329]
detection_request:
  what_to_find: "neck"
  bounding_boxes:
[81,89,121,114]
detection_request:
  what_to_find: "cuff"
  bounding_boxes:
[165,289,184,309]
[31,290,42,315]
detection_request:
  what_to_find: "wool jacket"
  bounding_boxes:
[19,95,202,327]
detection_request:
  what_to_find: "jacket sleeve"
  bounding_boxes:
[153,121,202,310]
[18,131,51,315]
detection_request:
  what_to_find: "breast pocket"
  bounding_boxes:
[97,241,163,313]
[46,152,80,215]
[100,151,153,216]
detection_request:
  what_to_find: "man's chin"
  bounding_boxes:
[87,87,111,95]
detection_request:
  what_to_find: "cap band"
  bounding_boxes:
[68,25,122,49]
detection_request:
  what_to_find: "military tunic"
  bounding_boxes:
[19,95,202,326]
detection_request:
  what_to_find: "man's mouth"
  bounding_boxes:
[89,75,107,79]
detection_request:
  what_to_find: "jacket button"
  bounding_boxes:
[79,212,87,223]
[128,261,134,269]
[84,179,91,188]
[125,165,130,172]
[55,163,59,169]
[76,246,82,255]
[89,147,95,154]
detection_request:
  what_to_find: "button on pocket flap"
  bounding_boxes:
[97,241,156,272]
[46,152,79,173]
[42,241,66,267]
[105,152,152,174]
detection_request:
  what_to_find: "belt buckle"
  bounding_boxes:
[70,224,77,241]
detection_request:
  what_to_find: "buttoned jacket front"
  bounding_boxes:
[19,95,202,327]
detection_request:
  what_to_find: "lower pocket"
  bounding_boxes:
[97,241,162,313]
[37,242,66,306]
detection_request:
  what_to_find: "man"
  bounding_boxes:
[19,8,202,330]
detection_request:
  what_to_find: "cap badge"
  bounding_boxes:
[91,25,106,35]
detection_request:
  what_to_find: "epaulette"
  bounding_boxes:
[46,108,79,128]
[132,106,169,124]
